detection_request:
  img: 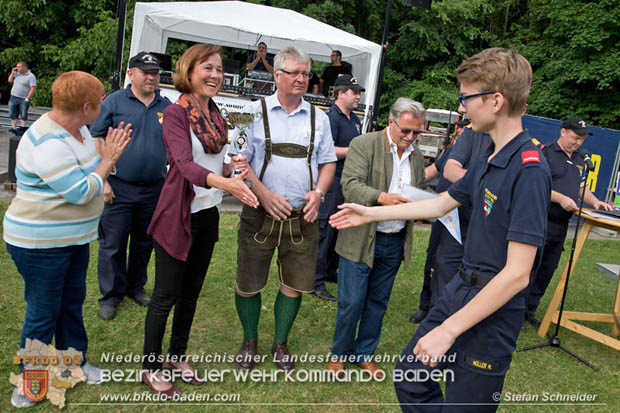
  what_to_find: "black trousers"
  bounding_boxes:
[417,221,442,312]
[315,177,344,289]
[142,207,218,371]
[525,236,565,318]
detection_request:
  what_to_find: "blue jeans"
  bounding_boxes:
[8,95,29,120]
[7,243,90,365]
[331,232,404,361]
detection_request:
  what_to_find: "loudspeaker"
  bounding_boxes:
[149,52,172,72]
[403,0,432,10]
[8,134,22,183]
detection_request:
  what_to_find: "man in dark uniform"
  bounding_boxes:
[330,48,551,411]
[409,150,451,323]
[91,52,170,320]
[410,124,491,323]
[524,117,612,327]
[313,74,364,301]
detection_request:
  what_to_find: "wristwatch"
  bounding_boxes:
[314,189,325,203]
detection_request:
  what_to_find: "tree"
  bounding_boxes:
[0,0,117,105]
[1,0,619,129]
[509,0,620,128]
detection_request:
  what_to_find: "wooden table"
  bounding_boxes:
[539,209,620,351]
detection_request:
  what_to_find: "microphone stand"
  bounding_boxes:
[517,161,599,371]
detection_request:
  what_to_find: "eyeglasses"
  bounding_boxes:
[393,119,424,136]
[458,91,495,107]
[279,69,313,79]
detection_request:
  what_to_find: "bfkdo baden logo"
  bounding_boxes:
[23,370,48,401]
[10,339,86,408]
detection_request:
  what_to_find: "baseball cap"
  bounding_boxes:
[455,117,470,127]
[562,117,592,136]
[128,52,162,71]
[334,74,365,92]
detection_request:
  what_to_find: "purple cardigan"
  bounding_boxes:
[147,103,215,261]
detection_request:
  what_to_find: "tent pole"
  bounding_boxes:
[112,0,128,91]
[370,0,393,131]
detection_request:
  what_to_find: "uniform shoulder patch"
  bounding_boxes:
[521,150,540,164]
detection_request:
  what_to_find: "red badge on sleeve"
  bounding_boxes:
[521,150,540,164]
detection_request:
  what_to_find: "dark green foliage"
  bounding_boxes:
[1,0,619,129]
[0,0,118,104]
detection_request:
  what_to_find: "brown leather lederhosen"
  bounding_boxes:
[235,98,320,294]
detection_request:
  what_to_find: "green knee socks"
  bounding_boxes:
[235,292,261,341]
[273,291,301,345]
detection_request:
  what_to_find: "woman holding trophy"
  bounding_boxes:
[141,44,258,395]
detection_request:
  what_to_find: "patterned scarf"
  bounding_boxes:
[176,93,228,154]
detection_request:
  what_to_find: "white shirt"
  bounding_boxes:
[376,128,413,233]
[190,129,228,213]
[228,93,337,208]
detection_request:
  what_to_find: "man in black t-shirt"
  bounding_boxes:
[320,50,352,97]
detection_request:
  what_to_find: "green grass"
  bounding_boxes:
[0,201,619,412]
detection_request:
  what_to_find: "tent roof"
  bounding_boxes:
[129,1,382,129]
[131,1,380,61]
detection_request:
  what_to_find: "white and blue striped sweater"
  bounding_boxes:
[3,113,105,248]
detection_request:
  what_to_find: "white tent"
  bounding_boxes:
[128,1,382,129]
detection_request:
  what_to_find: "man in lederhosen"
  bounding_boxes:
[230,46,336,371]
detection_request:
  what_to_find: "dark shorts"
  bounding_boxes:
[236,205,318,294]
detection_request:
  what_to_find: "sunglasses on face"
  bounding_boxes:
[393,119,423,136]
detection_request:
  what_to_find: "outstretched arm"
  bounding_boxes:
[329,191,460,229]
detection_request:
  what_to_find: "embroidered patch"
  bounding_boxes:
[484,188,497,217]
[521,150,540,164]
[464,356,503,372]
[157,112,164,125]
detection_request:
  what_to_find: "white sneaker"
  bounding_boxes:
[11,387,35,408]
[82,362,103,384]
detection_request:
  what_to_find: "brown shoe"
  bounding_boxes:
[162,359,203,385]
[272,342,295,371]
[327,359,345,378]
[236,339,257,370]
[356,361,385,380]
[141,371,181,397]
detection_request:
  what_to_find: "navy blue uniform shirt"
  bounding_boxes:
[542,140,584,225]
[433,147,469,241]
[439,129,492,237]
[433,147,452,193]
[327,104,361,176]
[449,128,492,170]
[448,130,551,277]
[90,86,170,183]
